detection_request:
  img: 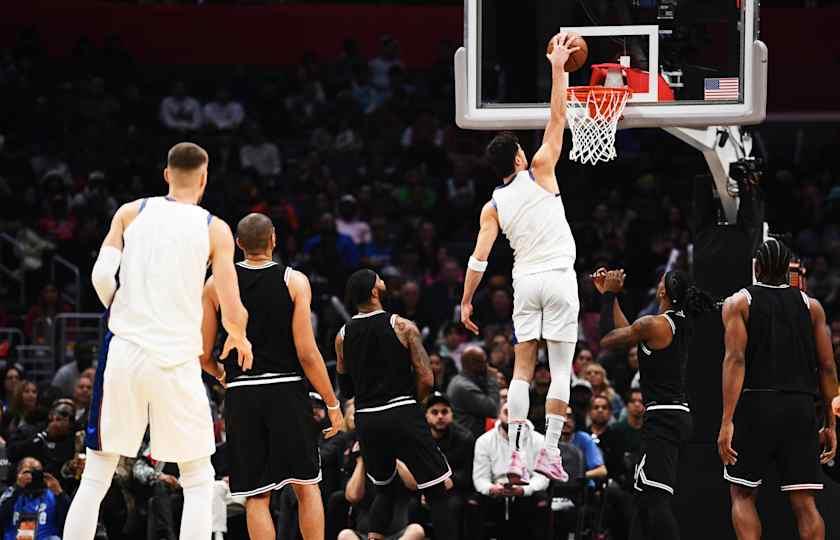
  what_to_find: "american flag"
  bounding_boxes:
[704,78,740,100]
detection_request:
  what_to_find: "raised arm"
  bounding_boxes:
[600,315,669,351]
[208,218,252,369]
[809,297,838,463]
[91,201,139,308]
[199,276,225,382]
[718,293,749,466]
[530,33,580,195]
[393,316,434,401]
[461,201,500,335]
[288,269,343,438]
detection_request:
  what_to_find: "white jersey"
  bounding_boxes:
[491,170,576,279]
[108,196,212,368]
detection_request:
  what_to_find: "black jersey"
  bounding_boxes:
[639,311,689,405]
[742,284,817,396]
[222,261,301,382]
[341,310,415,410]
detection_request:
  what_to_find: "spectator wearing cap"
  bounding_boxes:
[415,391,474,538]
[51,341,95,398]
[7,401,76,481]
[447,346,500,439]
[0,456,70,540]
[336,195,371,246]
[469,402,549,539]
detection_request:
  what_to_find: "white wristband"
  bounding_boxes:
[326,402,341,411]
[468,256,488,273]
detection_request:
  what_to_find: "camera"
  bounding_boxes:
[729,157,763,185]
[23,469,44,493]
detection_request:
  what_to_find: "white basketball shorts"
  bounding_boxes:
[85,332,215,463]
[512,268,580,343]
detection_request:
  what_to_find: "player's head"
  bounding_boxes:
[659,270,716,317]
[486,132,528,180]
[236,213,276,258]
[754,237,792,286]
[346,268,386,310]
[164,142,209,200]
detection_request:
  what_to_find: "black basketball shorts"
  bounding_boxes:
[354,402,451,490]
[634,405,693,496]
[224,378,321,497]
[724,391,823,492]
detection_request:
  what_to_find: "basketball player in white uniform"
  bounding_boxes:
[461,33,580,484]
[63,143,253,540]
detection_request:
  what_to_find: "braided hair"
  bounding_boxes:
[755,238,792,285]
[663,270,716,318]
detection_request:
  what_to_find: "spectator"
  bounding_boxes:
[0,366,22,412]
[7,400,76,480]
[336,195,371,246]
[68,170,118,219]
[391,281,435,340]
[23,284,70,341]
[203,87,245,133]
[3,380,38,440]
[338,454,424,540]
[51,341,95,398]
[239,124,281,178]
[159,81,202,133]
[571,346,594,385]
[0,457,70,540]
[527,364,552,434]
[302,213,360,294]
[614,389,645,466]
[583,362,625,418]
[469,402,549,540]
[424,258,463,327]
[437,322,468,369]
[560,406,608,483]
[416,391,474,539]
[369,35,403,90]
[360,218,394,270]
[447,346,500,439]
[71,376,92,425]
[134,437,183,540]
[429,353,457,394]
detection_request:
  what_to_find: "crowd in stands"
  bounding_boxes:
[0,22,839,540]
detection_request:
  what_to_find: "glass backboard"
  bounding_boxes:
[455,0,767,129]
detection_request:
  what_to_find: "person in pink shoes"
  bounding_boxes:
[460,32,583,486]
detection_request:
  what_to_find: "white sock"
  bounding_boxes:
[544,414,566,452]
[508,379,531,453]
[179,457,215,540]
[63,451,120,540]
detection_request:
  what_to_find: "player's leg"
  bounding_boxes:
[356,410,399,540]
[730,485,761,540]
[178,456,216,539]
[292,483,325,540]
[63,450,121,540]
[245,492,274,540]
[788,491,824,540]
[66,334,147,540]
[629,490,680,540]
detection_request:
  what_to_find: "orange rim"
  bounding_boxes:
[567,86,633,100]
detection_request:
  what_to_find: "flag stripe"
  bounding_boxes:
[705,77,740,100]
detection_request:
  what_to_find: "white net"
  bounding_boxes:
[565,87,632,166]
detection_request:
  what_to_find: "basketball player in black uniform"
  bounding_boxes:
[719,239,837,540]
[201,213,343,540]
[596,268,715,540]
[335,269,458,540]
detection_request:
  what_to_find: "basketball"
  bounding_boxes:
[547,35,588,73]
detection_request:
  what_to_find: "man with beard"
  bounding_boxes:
[447,347,501,439]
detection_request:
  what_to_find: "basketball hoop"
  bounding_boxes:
[566,86,632,165]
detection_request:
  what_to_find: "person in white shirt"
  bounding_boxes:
[368,35,403,90]
[461,33,582,485]
[203,87,245,132]
[64,142,252,540]
[239,124,281,178]
[160,81,203,133]
[470,402,550,539]
[335,194,371,246]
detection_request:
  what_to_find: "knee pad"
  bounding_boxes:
[81,451,120,485]
[178,457,215,490]
[546,340,575,402]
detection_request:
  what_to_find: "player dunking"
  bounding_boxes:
[719,239,837,540]
[64,143,252,539]
[460,32,582,484]
[201,213,343,540]
[597,268,715,540]
[336,269,458,540]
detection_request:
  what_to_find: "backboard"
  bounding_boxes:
[455,0,767,129]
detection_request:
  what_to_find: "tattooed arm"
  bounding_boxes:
[393,315,434,401]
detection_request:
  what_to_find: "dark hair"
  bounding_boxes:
[755,238,792,285]
[236,213,274,255]
[591,394,612,410]
[627,388,643,402]
[167,142,208,171]
[485,132,519,179]
[345,269,378,308]
[663,270,716,317]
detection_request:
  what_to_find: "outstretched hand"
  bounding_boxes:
[461,302,479,335]
[221,334,253,371]
[604,270,626,293]
[592,267,608,294]
[546,32,582,70]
